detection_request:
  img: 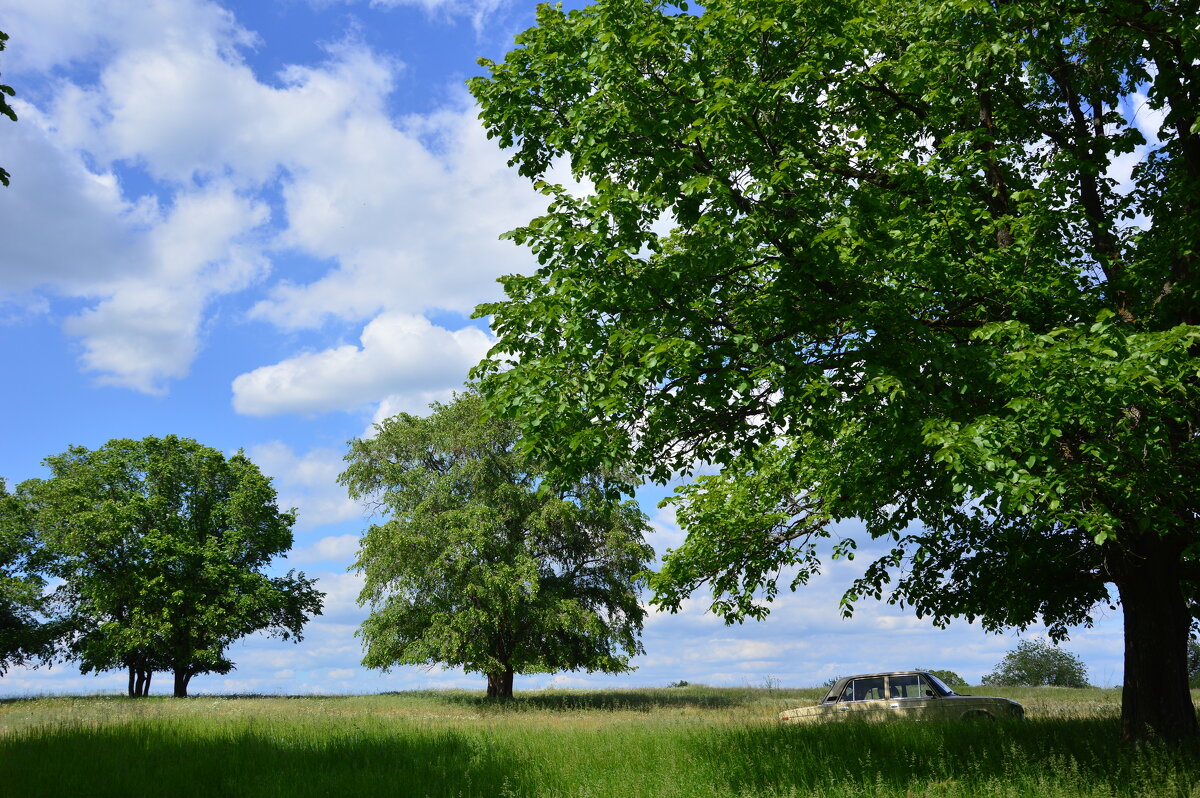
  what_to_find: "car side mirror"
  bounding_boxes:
[925,689,935,697]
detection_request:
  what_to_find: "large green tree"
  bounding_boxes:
[469,0,1200,740]
[19,436,324,697]
[340,392,654,699]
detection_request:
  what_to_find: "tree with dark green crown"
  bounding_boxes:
[340,391,654,699]
[469,0,1200,740]
[17,436,324,697]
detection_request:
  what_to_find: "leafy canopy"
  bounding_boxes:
[340,392,654,695]
[469,0,1200,739]
[19,436,323,694]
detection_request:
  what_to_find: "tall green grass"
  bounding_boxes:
[2,687,1197,797]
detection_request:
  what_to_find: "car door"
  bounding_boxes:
[835,676,889,721]
[885,673,936,719]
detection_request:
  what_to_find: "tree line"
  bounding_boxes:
[0,395,656,702]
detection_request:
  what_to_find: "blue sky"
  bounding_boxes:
[0,0,1124,696]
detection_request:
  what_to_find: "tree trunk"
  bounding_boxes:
[1109,534,1198,742]
[172,668,192,698]
[486,670,514,700]
[136,670,152,697]
[128,665,136,698]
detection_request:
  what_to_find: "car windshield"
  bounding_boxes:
[925,673,956,695]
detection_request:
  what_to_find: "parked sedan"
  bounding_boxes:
[779,671,1024,724]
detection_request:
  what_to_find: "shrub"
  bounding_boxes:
[983,640,1090,688]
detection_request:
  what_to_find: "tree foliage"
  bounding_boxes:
[0,479,52,675]
[19,436,323,697]
[982,639,1090,688]
[340,392,654,699]
[469,0,1200,740]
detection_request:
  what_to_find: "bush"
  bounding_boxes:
[982,639,1090,688]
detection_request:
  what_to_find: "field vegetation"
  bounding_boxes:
[2,685,1198,797]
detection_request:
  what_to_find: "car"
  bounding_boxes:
[779,671,1024,724]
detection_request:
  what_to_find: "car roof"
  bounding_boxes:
[825,672,936,691]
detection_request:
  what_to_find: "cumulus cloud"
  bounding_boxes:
[249,98,545,328]
[232,312,491,416]
[0,0,254,74]
[246,442,366,531]
[64,185,270,393]
[0,0,542,395]
[291,534,363,566]
[0,103,152,297]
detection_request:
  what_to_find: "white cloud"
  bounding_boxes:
[63,185,269,393]
[0,103,152,297]
[291,534,363,565]
[246,442,367,531]
[250,98,545,328]
[2,0,541,394]
[0,0,254,74]
[231,312,492,416]
[57,36,399,186]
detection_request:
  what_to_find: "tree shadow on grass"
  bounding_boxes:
[409,687,740,713]
[685,716,1200,796]
[2,722,544,798]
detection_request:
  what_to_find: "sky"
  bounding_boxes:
[0,0,1126,697]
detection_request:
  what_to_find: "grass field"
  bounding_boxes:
[2,685,1198,797]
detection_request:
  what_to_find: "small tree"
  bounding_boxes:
[19,436,324,696]
[340,391,654,699]
[982,640,1090,688]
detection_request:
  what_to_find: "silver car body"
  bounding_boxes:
[779,671,1024,724]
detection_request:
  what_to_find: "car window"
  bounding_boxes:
[925,673,955,695]
[841,676,885,702]
[888,674,927,699]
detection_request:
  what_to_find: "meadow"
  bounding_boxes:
[2,685,1197,797]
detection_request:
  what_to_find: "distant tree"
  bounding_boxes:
[340,391,655,699]
[19,436,324,697]
[982,640,1090,688]
[1188,637,1200,689]
[0,30,16,186]
[0,479,53,675]
[917,668,968,690]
